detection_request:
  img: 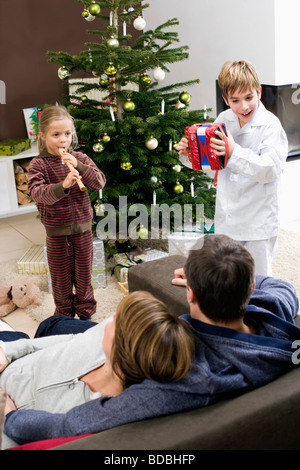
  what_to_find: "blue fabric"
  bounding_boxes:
[0,331,29,342]
[35,315,97,337]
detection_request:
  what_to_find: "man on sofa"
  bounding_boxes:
[2,235,300,446]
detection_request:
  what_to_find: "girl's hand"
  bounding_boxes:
[177,137,189,156]
[62,166,82,189]
[60,151,78,168]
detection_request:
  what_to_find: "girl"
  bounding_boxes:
[1,292,195,447]
[28,105,106,319]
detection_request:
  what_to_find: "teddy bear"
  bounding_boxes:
[0,277,42,318]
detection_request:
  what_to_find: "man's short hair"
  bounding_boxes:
[218,60,260,101]
[185,235,255,323]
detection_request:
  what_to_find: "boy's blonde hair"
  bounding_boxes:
[218,60,260,101]
[38,105,78,153]
[112,291,195,387]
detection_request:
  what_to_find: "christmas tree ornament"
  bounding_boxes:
[174,182,184,194]
[107,36,119,49]
[153,66,165,81]
[109,106,116,122]
[150,175,158,183]
[99,74,109,88]
[137,225,148,239]
[102,133,111,143]
[93,140,104,152]
[80,95,88,102]
[94,199,105,216]
[179,91,191,105]
[58,66,70,80]
[83,8,96,22]
[122,10,127,36]
[140,73,151,85]
[121,161,132,170]
[145,136,158,150]
[123,98,135,112]
[173,141,179,150]
[89,1,101,15]
[133,16,146,30]
[105,63,117,77]
[153,190,156,206]
[172,164,182,172]
[175,100,185,109]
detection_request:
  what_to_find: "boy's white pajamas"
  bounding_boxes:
[214,102,288,275]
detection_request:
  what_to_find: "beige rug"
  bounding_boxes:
[0,228,299,326]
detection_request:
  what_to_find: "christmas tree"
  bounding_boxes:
[47,0,215,240]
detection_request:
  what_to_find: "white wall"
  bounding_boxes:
[274,0,300,85]
[144,0,300,117]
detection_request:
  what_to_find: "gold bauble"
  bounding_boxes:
[89,1,101,15]
[121,161,132,170]
[105,63,117,77]
[137,226,148,239]
[179,91,191,104]
[58,66,70,80]
[140,73,151,85]
[93,141,104,152]
[123,98,135,112]
[174,182,184,194]
[102,133,110,143]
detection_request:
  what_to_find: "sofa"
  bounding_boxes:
[2,255,300,450]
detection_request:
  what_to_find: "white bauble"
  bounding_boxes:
[145,136,158,150]
[153,67,165,82]
[85,13,96,21]
[133,16,146,30]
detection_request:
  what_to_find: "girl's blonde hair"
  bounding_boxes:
[218,60,260,101]
[112,291,195,387]
[37,105,78,153]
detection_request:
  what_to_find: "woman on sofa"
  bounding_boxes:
[0,291,195,448]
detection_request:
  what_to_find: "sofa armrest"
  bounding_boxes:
[52,367,300,450]
[128,255,188,316]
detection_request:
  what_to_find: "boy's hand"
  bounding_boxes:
[211,129,235,157]
[177,137,189,156]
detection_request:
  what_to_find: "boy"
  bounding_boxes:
[177,60,288,275]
